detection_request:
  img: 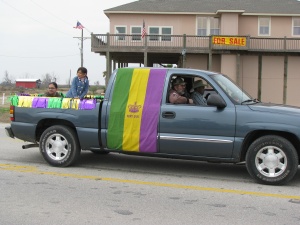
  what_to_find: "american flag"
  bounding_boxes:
[73,21,84,29]
[142,20,147,38]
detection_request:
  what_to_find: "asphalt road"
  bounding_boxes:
[1,123,300,225]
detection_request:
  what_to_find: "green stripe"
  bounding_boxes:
[107,68,134,149]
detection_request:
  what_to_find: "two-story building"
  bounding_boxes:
[91,0,300,106]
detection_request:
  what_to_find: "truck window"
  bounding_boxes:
[167,75,193,104]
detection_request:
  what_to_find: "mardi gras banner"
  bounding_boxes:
[107,68,167,153]
[10,95,99,110]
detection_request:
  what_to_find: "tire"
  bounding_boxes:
[39,125,80,167]
[246,135,299,185]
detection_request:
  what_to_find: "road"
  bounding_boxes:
[0,123,300,225]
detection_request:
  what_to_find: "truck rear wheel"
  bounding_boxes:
[39,125,80,167]
[246,135,298,185]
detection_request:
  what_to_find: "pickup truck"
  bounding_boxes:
[5,67,300,185]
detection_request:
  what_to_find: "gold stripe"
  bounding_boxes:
[122,69,150,151]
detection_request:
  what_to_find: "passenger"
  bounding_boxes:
[169,77,193,104]
[191,80,207,105]
[44,82,61,97]
[66,67,89,99]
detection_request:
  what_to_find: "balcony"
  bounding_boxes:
[91,34,300,69]
[92,34,300,54]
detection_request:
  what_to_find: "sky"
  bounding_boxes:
[0,0,136,85]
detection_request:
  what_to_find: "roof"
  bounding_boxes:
[104,0,300,16]
[15,79,39,82]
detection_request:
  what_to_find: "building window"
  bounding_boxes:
[197,17,220,36]
[131,26,142,41]
[115,26,126,41]
[149,27,172,41]
[162,27,172,41]
[210,18,220,35]
[293,18,300,36]
[258,17,270,36]
[149,27,160,41]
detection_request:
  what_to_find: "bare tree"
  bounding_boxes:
[41,73,53,85]
[89,85,98,95]
[51,72,58,83]
[2,70,14,86]
[24,73,30,78]
[41,72,58,85]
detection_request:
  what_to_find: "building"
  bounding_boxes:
[15,79,41,89]
[91,0,300,106]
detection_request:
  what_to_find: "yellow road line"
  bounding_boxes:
[1,163,299,200]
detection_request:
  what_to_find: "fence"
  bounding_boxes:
[1,93,10,105]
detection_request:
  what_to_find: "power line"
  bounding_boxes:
[29,0,74,27]
[0,0,72,36]
[29,0,92,34]
[0,54,79,59]
[0,0,94,66]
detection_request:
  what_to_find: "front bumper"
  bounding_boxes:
[5,126,14,139]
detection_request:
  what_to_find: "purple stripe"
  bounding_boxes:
[139,69,167,152]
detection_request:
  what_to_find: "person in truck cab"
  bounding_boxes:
[169,77,193,104]
[191,80,207,106]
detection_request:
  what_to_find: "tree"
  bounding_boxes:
[41,73,58,85]
[2,70,14,86]
[41,73,52,85]
[89,85,98,95]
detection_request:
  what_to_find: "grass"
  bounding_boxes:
[0,102,10,123]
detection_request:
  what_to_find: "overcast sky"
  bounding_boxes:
[0,0,136,85]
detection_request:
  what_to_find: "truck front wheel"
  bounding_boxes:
[246,135,298,185]
[39,125,80,167]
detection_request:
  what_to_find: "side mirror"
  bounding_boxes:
[207,93,226,108]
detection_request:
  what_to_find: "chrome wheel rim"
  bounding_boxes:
[45,134,69,161]
[255,145,287,177]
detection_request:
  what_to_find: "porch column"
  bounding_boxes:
[106,51,112,87]
[283,55,288,104]
[208,36,212,70]
[236,53,240,85]
[144,51,148,67]
[182,34,187,68]
[257,55,262,101]
[113,60,116,71]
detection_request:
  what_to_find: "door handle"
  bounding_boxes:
[162,111,176,119]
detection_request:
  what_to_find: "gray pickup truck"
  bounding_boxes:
[5,68,300,185]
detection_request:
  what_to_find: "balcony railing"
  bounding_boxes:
[91,34,300,53]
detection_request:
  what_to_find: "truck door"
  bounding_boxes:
[159,75,236,158]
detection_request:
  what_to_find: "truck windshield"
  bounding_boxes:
[210,74,252,104]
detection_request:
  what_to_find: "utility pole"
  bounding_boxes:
[69,69,72,87]
[80,29,83,67]
[73,30,89,67]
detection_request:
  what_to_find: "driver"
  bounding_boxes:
[169,77,193,104]
[191,80,207,105]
